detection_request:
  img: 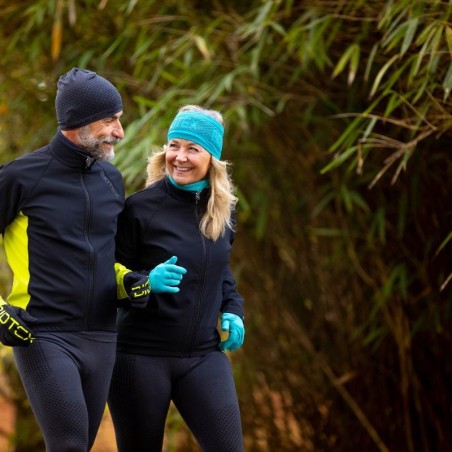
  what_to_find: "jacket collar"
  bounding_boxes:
[49,131,96,170]
[163,177,210,204]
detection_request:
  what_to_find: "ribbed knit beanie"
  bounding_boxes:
[167,110,224,159]
[55,67,123,130]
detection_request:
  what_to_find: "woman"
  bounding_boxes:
[109,105,245,451]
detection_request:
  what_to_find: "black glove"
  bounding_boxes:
[123,271,151,308]
[0,299,37,347]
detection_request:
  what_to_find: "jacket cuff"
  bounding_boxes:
[115,262,131,299]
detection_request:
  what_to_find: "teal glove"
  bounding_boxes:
[219,313,245,352]
[149,256,187,293]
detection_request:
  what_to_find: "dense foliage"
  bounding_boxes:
[0,1,450,450]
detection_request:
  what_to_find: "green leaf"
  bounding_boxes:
[311,192,336,219]
[369,207,386,244]
[384,92,404,117]
[332,43,360,85]
[401,18,419,55]
[348,191,370,212]
[364,43,379,82]
[321,146,359,174]
[435,231,452,257]
[412,22,437,76]
[382,19,409,52]
[443,62,452,100]
[311,228,344,237]
[369,54,399,98]
[340,184,353,212]
[446,26,452,56]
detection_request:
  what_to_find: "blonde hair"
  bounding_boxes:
[146,105,238,241]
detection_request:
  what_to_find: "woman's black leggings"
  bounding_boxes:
[13,331,116,452]
[108,350,244,452]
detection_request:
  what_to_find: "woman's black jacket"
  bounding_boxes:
[115,177,244,357]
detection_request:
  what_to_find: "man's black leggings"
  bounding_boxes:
[13,331,116,452]
[108,350,244,452]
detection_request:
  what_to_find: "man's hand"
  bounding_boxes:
[219,313,245,352]
[0,299,37,347]
[123,272,151,308]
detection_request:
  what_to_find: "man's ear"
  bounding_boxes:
[60,128,80,144]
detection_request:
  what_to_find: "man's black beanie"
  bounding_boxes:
[55,67,123,130]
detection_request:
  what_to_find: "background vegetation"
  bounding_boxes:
[0,0,451,450]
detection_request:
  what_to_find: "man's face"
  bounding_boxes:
[77,112,124,161]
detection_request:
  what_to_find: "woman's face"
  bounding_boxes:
[165,138,212,185]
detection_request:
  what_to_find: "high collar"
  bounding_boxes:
[163,176,210,204]
[49,131,96,170]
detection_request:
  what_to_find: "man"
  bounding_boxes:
[0,67,144,451]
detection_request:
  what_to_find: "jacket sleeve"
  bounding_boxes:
[221,265,245,319]
[0,162,23,235]
[220,221,245,318]
[0,162,24,303]
[115,201,143,271]
[115,262,131,299]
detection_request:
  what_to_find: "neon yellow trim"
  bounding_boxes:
[115,262,131,299]
[3,212,31,309]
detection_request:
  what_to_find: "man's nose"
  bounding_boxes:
[112,121,124,139]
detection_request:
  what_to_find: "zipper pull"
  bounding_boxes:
[85,156,95,169]
[195,190,201,203]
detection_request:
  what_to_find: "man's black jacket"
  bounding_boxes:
[0,132,124,332]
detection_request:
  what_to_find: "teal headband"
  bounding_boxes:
[167,110,224,159]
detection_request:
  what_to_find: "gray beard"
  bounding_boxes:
[77,127,118,162]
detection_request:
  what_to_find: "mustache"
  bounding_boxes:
[104,137,121,144]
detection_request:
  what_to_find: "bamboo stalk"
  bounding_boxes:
[282,311,390,452]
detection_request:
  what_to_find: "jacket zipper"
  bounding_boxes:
[184,190,207,356]
[81,172,95,330]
